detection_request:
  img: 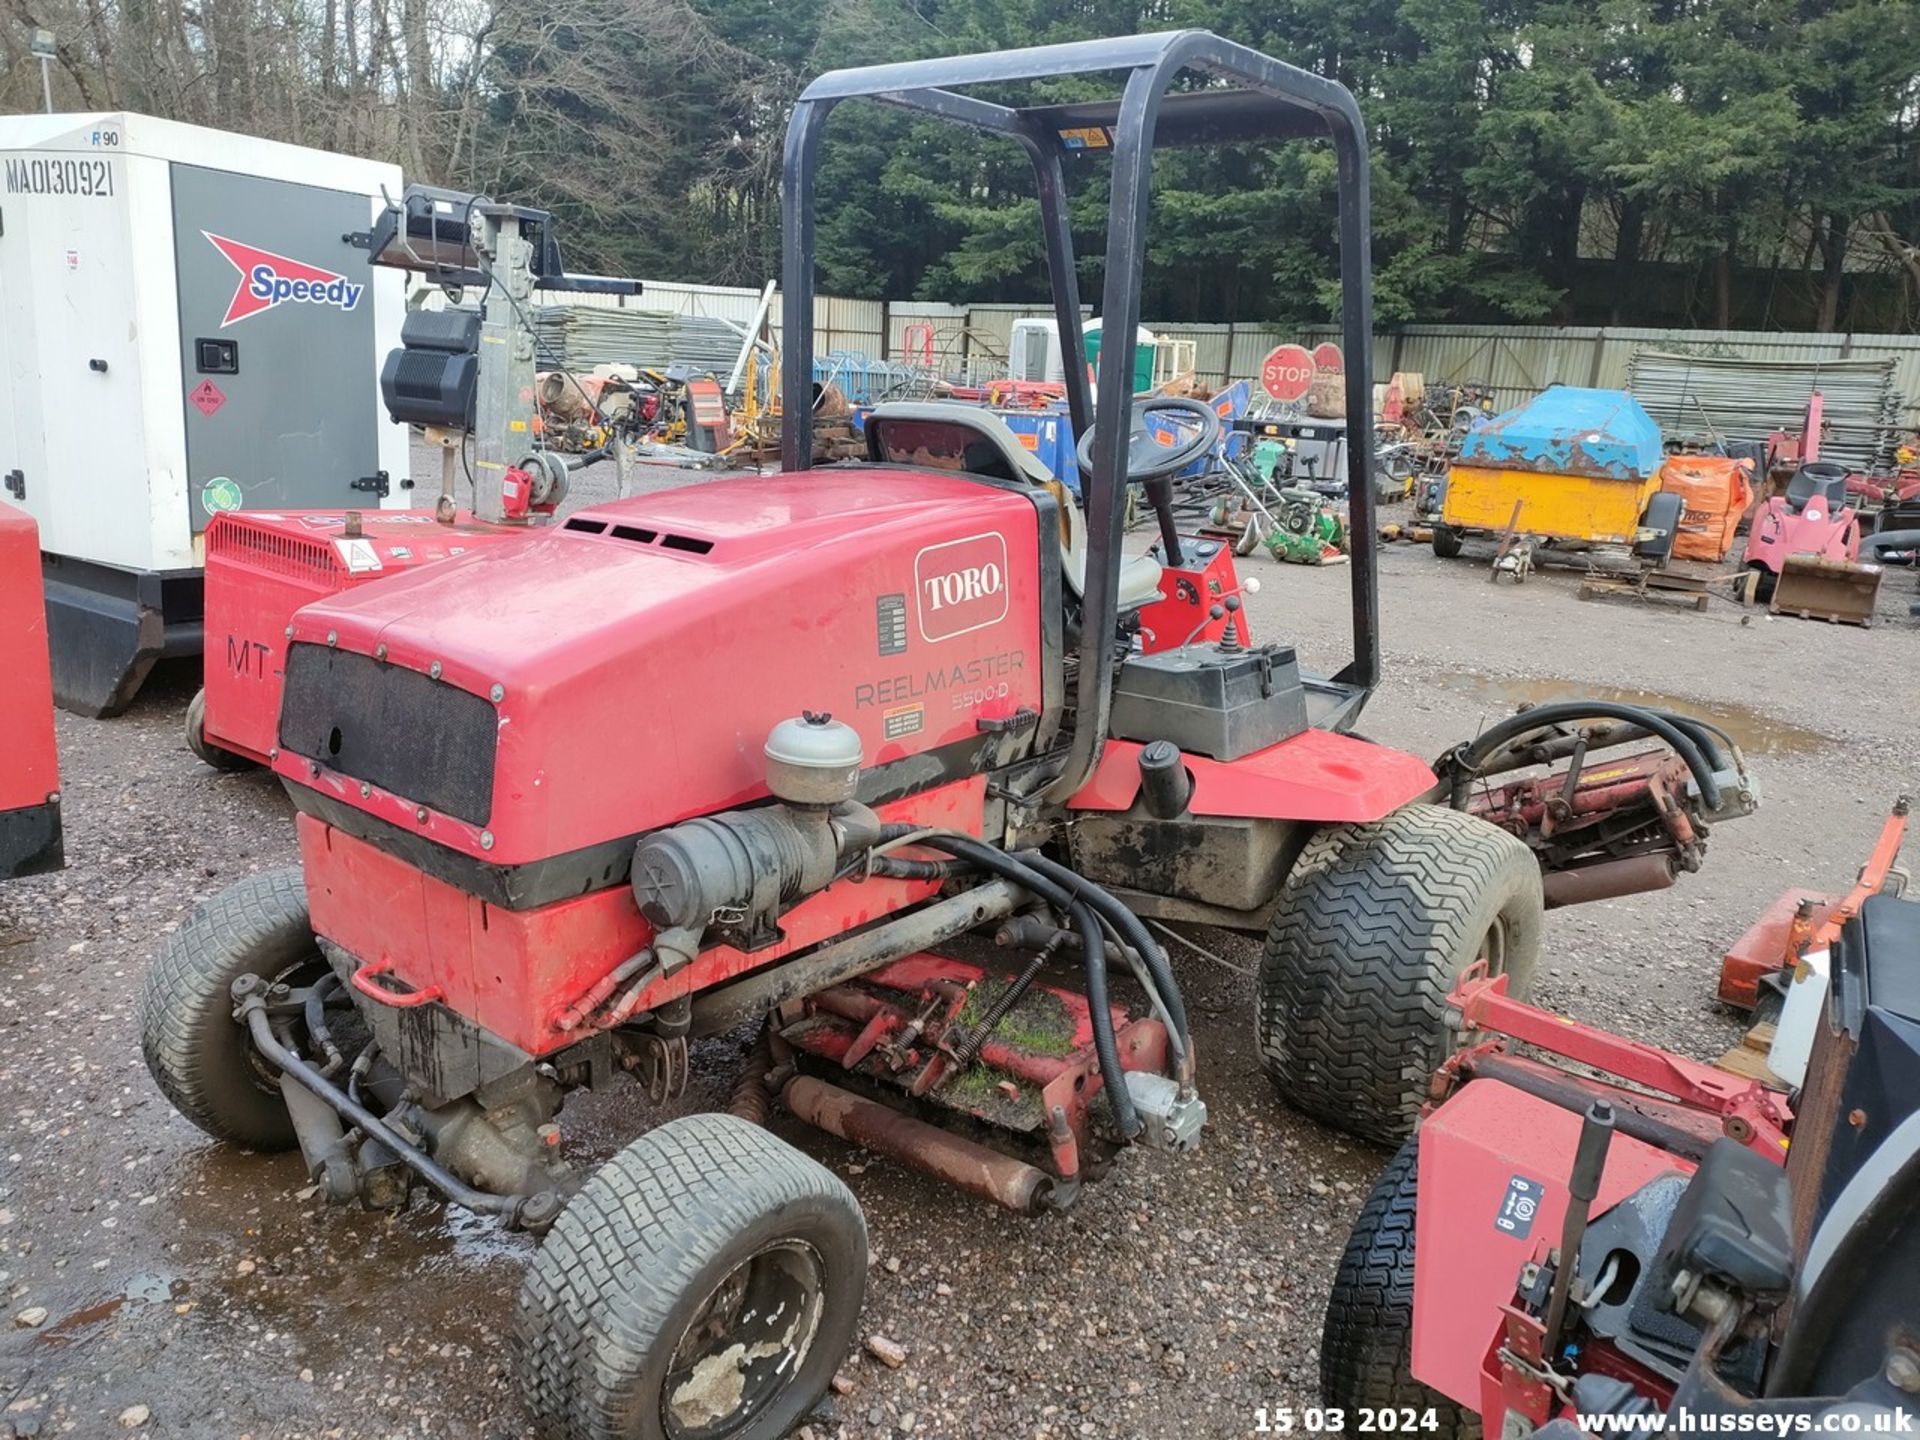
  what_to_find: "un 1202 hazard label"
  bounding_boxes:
[1495,1175,1544,1238]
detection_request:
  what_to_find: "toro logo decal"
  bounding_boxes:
[205,233,365,327]
[913,532,1008,643]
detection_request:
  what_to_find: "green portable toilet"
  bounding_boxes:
[1083,319,1157,394]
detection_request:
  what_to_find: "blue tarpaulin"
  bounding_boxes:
[1457,386,1663,481]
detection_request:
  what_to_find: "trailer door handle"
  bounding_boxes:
[3,470,22,500]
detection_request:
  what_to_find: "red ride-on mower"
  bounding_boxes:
[140,33,1749,1440]
[1745,461,1864,601]
[1322,801,1918,1440]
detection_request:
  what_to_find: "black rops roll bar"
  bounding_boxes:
[780,31,1379,802]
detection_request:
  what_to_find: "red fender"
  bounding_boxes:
[1066,728,1436,824]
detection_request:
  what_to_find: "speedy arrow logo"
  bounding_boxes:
[205,233,365,327]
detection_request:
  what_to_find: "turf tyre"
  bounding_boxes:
[185,688,255,771]
[1257,804,1542,1144]
[1321,1137,1476,1438]
[514,1113,867,1440]
[139,867,320,1149]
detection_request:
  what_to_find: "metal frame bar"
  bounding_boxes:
[779,30,1379,801]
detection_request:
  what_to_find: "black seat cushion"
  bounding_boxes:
[1656,1138,1794,1306]
[1860,893,1920,1021]
[1784,463,1849,514]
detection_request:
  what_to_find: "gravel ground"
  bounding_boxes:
[2,449,1918,1439]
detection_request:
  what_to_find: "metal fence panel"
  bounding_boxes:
[1626,349,1897,469]
[480,272,1920,445]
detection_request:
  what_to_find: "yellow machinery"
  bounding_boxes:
[1427,387,1678,563]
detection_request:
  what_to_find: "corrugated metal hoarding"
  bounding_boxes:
[495,274,1920,447]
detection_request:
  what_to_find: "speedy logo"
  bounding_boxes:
[205,233,365,327]
[913,532,1008,643]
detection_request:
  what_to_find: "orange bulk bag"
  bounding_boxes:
[1659,455,1755,562]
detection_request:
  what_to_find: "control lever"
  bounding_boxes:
[1544,1101,1616,1347]
[1176,577,1261,650]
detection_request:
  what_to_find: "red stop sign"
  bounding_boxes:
[1312,342,1345,375]
[1261,344,1316,402]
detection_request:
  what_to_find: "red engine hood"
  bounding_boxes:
[275,468,1048,865]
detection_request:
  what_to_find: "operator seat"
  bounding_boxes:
[865,402,1165,608]
[1784,462,1849,514]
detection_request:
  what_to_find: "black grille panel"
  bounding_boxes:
[279,644,497,826]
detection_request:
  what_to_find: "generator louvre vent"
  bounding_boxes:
[208,521,341,581]
[563,518,608,534]
[610,524,659,545]
[660,533,714,555]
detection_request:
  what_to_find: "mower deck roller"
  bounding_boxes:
[140,30,1752,1440]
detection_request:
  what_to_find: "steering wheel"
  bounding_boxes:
[1075,395,1223,484]
[1076,395,1223,568]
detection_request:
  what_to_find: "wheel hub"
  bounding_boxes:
[662,1240,826,1438]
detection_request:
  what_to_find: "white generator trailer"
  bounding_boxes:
[0,113,409,715]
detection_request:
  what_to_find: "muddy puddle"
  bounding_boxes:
[1435,673,1832,756]
[31,1272,186,1348]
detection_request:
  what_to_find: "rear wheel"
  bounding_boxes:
[1321,1137,1477,1438]
[514,1113,867,1440]
[1430,525,1463,559]
[139,868,322,1150]
[1257,804,1542,1144]
[185,688,255,772]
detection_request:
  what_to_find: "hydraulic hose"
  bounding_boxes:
[1069,899,1135,1140]
[878,827,1140,1140]
[876,825,1192,1057]
[866,855,961,881]
[1017,851,1192,1057]
[240,993,558,1229]
[304,973,345,1077]
[1447,701,1722,813]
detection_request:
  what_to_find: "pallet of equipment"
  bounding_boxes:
[1579,566,1759,612]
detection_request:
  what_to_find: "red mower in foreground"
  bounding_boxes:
[1,499,63,879]
[140,34,1752,1440]
[1323,801,1917,1440]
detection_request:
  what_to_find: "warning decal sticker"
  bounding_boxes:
[190,380,227,417]
[1495,1175,1545,1238]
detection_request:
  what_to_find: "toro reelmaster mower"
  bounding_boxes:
[139,34,1750,1440]
[1322,801,1918,1440]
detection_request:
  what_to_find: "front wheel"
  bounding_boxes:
[514,1114,867,1440]
[139,868,324,1149]
[1322,1137,1477,1438]
[185,688,256,772]
[1256,804,1542,1144]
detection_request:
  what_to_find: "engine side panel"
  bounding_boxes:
[301,778,986,1056]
